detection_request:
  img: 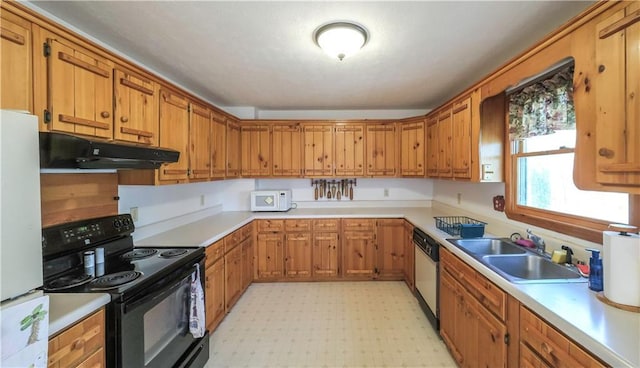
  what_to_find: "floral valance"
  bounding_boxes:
[508,65,575,140]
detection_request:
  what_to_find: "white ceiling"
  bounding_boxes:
[28,1,593,111]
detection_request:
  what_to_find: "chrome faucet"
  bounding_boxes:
[526,228,546,256]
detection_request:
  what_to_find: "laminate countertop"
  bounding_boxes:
[136,207,639,367]
[47,293,110,337]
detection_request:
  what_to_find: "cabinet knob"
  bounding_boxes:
[120,116,129,123]
[72,339,85,350]
[598,148,614,158]
[100,111,110,118]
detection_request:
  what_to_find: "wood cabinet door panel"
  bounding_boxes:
[48,308,105,368]
[335,124,365,176]
[1,11,32,112]
[284,232,312,278]
[205,258,225,332]
[440,269,465,367]
[48,39,113,139]
[452,98,472,179]
[241,125,271,176]
[303,125,334,176]
[400,120,425,177]
[113,68,157,145]
[224,245,242,310]
[437,108,453,177]
[257,233,284,278]
[210,112,227,178]
[158,88,189,181]
[272,124,303,176]
[366,123,397,176]
[342,232,376,277]
[312,232,339,277]
[470,295,508,368]
[376,219,405,277]
[189,102,211,180]
[426,116,439,177]
[226,120,241,177]
[241,237,254,290]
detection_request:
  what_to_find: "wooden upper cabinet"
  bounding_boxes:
[593,1,640,190]
[210,111,227,179]
[46,38,113,139]
[158,88,189,182]
[303,124,334,177]
[189,102,211,180]
[241,124,271,176]
[113,68,158,146]
[366,122,397,177]
[335,123,365,177]
[226,119,241,178]
[272,123,303,177]
[426,115,439,177]
[400,118,426,177]
[452,97,472,179]
[1,10,32,112]
[437,107,453,177]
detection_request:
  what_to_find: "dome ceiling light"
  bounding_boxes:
[314,22,369,61]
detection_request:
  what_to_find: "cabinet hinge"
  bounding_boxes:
[187,168,192,176]
[504,333,510,345]
[43,109,51,124]
[374,267,379,274]
[43,43,51,57]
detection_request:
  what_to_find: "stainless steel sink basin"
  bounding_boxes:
[482,254,586,283]
[447,238,527,255]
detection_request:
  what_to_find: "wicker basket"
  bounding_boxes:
[434,216,486,238]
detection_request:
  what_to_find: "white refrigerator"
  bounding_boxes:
[0,110,49,367]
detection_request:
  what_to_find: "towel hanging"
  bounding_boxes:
[189,263,206,338]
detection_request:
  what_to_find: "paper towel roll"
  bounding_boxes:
[603,229,640,307]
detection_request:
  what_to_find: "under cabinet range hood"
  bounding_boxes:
[39,132,180,169]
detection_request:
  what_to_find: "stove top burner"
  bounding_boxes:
[121,248,158,260]
[90,270,142,290]
[46,274,93,291]
[160,249,188,258]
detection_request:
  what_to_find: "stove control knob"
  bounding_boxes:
[113,219,122,229]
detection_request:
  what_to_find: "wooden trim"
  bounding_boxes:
[160,89,188,109]
[240,126,270,132]
[452,103,469,114]
[58,51,110,78]
[513,147,575,158]
[191,169,210,175]
[366,127,395,132]
[0,26,25,45]
[163,169,188,175]
[599,8,640,39]
[599,164,640,173]
[631,195,640,229]
[120,126,153,138]
[119,78,153,95]
[59,114,110,130]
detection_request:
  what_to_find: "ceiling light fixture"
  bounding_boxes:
[314,22,368,61]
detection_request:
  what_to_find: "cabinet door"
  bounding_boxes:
[400,120,425,177]
[342,231,376,277]
[440,269,465,367]
[452,98,472,179]
[470,295,508,368]
[366,123,397,176]
[48,308,105,368]
[312,232,339,277]
[303,124,334,176]
[189,102,211,180]
[1,11,32,112]
[403,220,414,290]
[205,258,225,332]
[437,107,453,177]
[241,237,254,290]
[226,119,241,178]
[47,39,113,139]
[257,233,284,278]
[241,125,271,176]
[426,116,439,177]
[284,232,312,278]
[376,219,405,278]
[224,245,242,310]
[113,68,158,145]
[272,124,303,177]
[210,111,227,179]
[594,2,640,187]
[158,88,189,182]
[335,124,365,176]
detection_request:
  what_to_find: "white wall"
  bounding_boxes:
[256,178,433,208]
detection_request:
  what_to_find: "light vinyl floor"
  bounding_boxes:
[206,281,456,368]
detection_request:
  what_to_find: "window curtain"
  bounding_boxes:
[508,65,575,140]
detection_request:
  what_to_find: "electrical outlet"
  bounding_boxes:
[130,207,138,222]
[200,195,205,206]
[383,188,389,197]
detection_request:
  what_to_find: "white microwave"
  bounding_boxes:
[250,190,292,212]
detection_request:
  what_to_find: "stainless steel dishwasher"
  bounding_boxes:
[413,227,440,331]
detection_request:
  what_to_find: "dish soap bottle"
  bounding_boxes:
[586,248,603,292]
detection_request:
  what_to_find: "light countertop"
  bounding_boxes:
[47,293,110,337]
[135,207,639,367]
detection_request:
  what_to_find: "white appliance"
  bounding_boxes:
[250,190,292,212]
[0,110,49,367]
[413,227,440,331]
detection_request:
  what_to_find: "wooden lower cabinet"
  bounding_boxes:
[205,240,225,332]
[403,220,414,290]
[241,236,254,290]
[284,232,312,278]
[376,219,405,278]
[48,308,105,368]
[224,244,242,310]
[342,231,376,278]
[257,232,284,279]
[312,231,339,277]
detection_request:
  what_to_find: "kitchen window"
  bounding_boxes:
[505,61,632,243]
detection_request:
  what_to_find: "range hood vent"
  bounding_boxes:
[39,132,179,169]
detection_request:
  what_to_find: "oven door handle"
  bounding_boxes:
[124,264,198,314]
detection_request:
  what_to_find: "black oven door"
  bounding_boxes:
[117,258,208,368]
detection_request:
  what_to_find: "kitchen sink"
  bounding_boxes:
[447,238,526,256]
[481,254,586,283]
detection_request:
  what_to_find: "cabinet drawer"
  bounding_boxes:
[440,248,506,321]
[257,219,284,233]
[376,218,404,226]
[285,219,311,232]
[75,347,104,368]
[224,229,243,252]
[342,218,375,232]
[312,219,339,232]
[520,342,551,368]
[48,308,105,368]
[520,306,608,368]
[206,239,225,266]
[240,222,253,240]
